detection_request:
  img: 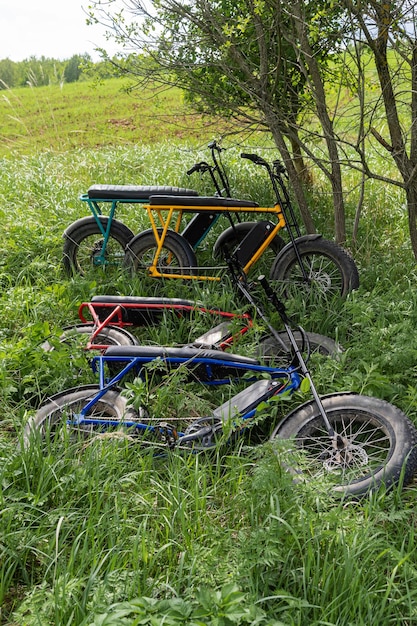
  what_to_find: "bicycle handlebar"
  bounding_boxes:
[187,161,210,176]
[241,153,269,167]
[273,160,286,174]
[208,140,222,152]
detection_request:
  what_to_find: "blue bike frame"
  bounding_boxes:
[69,347,302,438]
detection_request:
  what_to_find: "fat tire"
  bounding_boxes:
[63,217,134,275]
[269,238,359,299]
[125,229,198,276]
[22,386,136,449]
[272,394,417,497]
[60,324,138,348]
[258,331,342,361]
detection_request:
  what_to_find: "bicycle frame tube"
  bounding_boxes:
[85,198,119,266]
[78,300,252,328]
[79,194,148,266]
[91,353,301,389]
[76,355,301,428]
[76,299,253,350]
[142,202,286,280]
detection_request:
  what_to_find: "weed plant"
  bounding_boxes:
[2,140,417,625]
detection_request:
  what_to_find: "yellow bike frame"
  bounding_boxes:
[142,200,286,281]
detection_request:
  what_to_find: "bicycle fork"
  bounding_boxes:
[249,275,349,453]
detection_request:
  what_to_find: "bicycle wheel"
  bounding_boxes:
[257,331,342,365]
[59,324,138,349]
[270,238,359,300]
[125,229,198,276]
[22,386,139,449]
[272,394,417,497]
[63,217,134,276]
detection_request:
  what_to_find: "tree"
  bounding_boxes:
[88,0,417,253]
[336,0,417,259]
[0,58,16,89]
[88,0,352,239]
[64,55,82,83]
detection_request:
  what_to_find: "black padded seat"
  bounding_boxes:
[104,344,259,365]
[149,195,259,208]
[91,295,198,307]
[87,185,199,201]
[89,295,204,325]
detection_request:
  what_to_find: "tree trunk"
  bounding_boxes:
[268,119,316,233]
[291,0,346,243]
[349,0,417,260]
[405,185,417,262]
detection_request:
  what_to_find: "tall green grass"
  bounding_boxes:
[2,142,417,624]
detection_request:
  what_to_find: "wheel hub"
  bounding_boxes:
[309,270,332,292]
[321,442,369,472]
[91,240,105,265]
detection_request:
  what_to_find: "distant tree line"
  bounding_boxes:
[0,54,115,89]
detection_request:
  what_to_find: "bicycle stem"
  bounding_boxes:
[232,269,336,440]
[240,153,310,283]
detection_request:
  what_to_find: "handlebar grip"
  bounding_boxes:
[187,161,209,176]
[273,159,286,174]
[187,164,200,176]
[241,153,268,167]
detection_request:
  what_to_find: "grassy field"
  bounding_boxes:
[0,78,222,156]
[2,80,417,625]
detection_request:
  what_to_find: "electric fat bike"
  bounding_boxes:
[58,292,341,363]
[124,153,359,299]
[63,143,359,301]
[63,141,282,275]
[24,276,416,498]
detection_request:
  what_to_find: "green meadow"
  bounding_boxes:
[1,78,417,625]
[0,78,221,156]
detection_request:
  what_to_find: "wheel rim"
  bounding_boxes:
[60,326,136,351]
[282,252,344,299]
[283,410,392,489]
[75,235,126,275]
[258,332,340,366]
[132,245,187,274]
[31,393,138,449]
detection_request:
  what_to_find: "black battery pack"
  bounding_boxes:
[233,220,274,266]
[181,212,219,248]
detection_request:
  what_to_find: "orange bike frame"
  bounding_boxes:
[144,202,286,281]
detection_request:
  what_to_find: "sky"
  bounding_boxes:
[0,1,120,62]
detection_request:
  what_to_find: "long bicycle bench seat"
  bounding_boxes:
[104,344,259,365]
[91,295,200,307]
[149,195,259,208]
[88,295,207,326]
[87,185,199,201]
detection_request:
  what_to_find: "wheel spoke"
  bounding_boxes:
[293,411,392,484]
